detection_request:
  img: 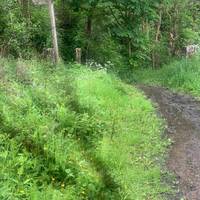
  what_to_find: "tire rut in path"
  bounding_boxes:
[140,85,200,200]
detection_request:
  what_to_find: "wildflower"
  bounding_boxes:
[61,183,65,188]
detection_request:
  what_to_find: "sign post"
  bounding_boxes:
[32,0,59,64]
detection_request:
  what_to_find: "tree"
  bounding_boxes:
[1,0,200,68]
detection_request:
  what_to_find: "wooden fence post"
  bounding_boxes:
[76,48,82,64]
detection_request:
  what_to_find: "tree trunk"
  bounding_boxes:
[85,12,93,61]
[86,14,92,36]
[128,39,132,57]
[152,10,162,68]
[19,0,30,18]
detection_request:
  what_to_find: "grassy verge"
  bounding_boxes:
[0,58,170,199]
[132,56,200,97]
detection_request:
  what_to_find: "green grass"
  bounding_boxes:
[133,56,200,97]
[0,58,170,199]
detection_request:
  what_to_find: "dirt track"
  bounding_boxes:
[140,86,200,200]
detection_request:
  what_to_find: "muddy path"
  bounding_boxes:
[140,85,200,200]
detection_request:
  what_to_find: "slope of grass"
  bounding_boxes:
[0,58,170,199]
[133,56,200,97]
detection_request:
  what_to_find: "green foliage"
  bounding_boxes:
[1,0,200,68]
[0,58,171,199]
[133,56,200,97]
[73,67,171,199]
[0,0,50,58]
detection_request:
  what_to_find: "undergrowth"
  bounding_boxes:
[0,58,170,199]
[133,56,200,97]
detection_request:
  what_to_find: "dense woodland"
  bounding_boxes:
[1,0,200,68]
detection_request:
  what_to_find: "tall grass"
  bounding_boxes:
[0,59,170,199]
[133,56,200,96]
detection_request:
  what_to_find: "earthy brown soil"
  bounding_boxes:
[140,85,200,200]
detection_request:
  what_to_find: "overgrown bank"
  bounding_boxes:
[133,56,200,97]
[0,59,170,199]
